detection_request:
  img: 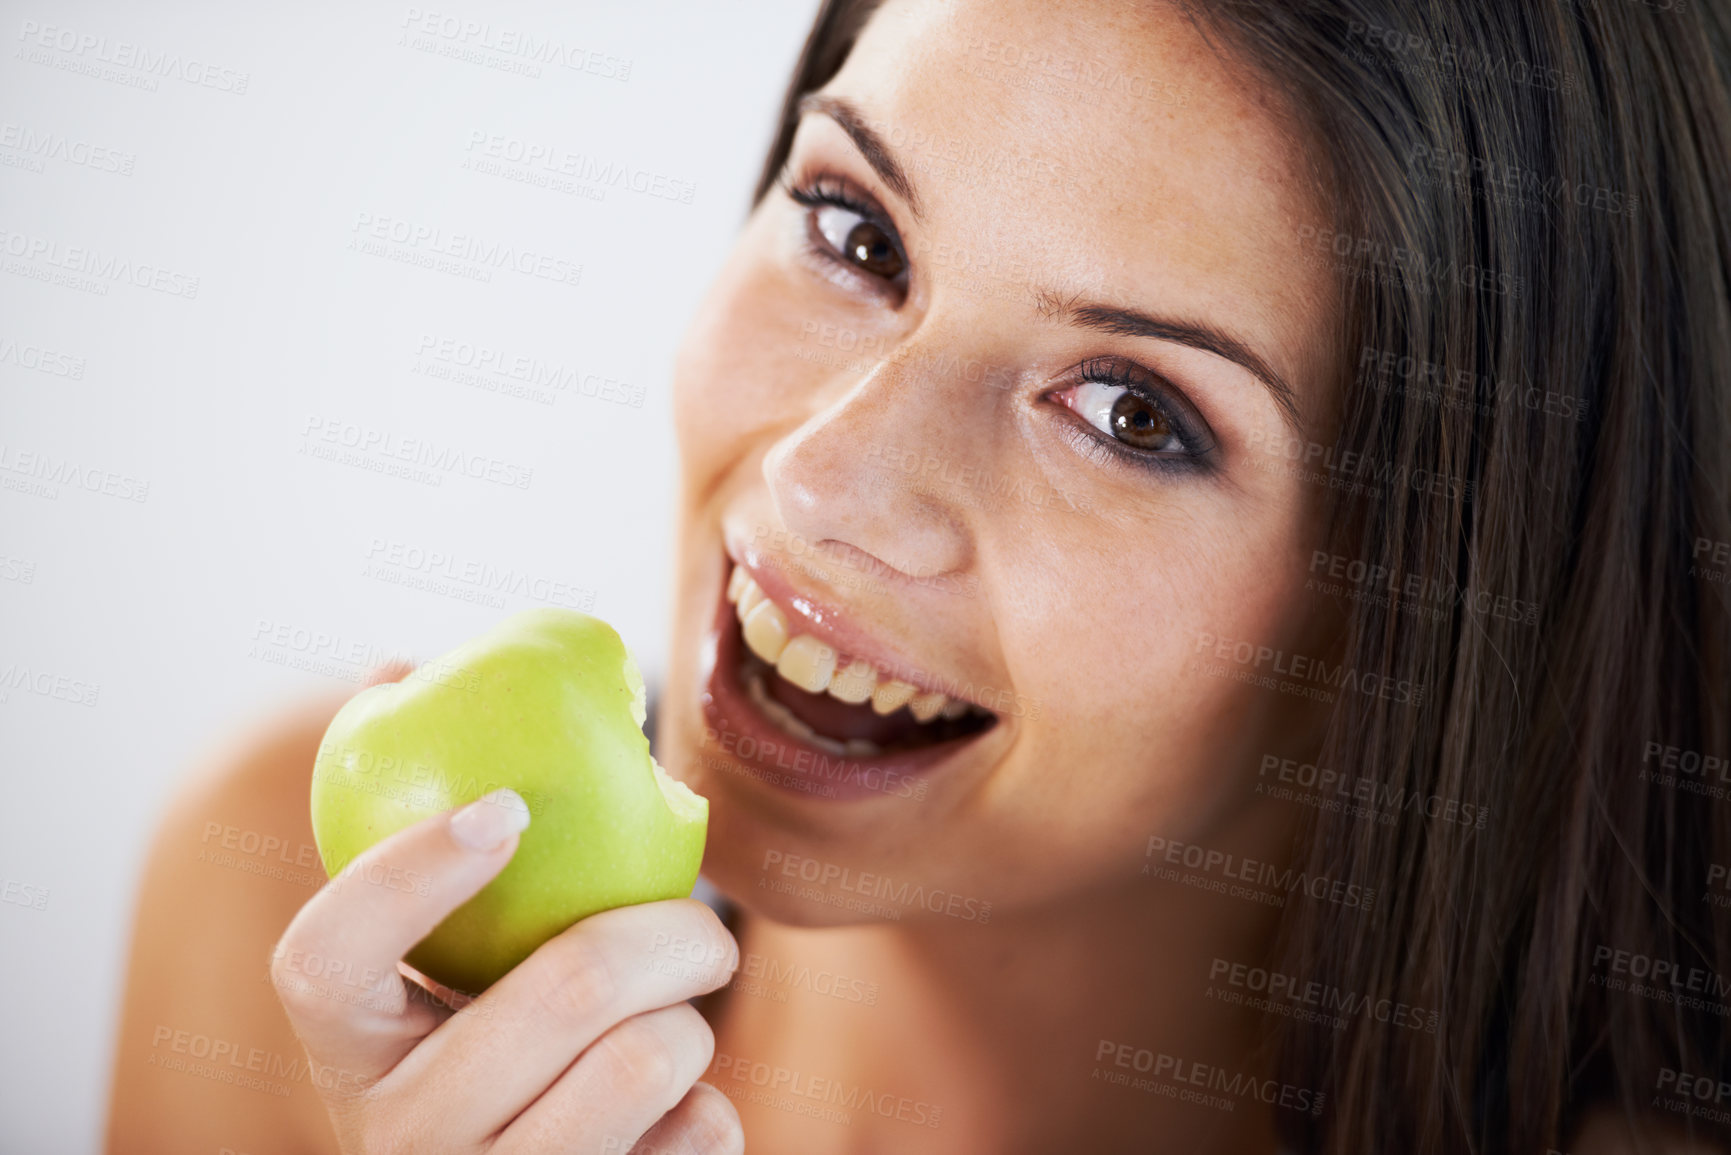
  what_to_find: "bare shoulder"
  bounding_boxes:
[1571,1104,1730,1155]
[104,688,358,1155]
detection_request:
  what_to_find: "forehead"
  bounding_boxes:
[818,0,1340,405]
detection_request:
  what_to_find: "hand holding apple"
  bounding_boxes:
[310,608,708,992]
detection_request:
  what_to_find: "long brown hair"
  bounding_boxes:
[752,1,1731,1151]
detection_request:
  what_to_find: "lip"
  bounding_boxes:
[722,527,995,710]
[698,551,1001,803]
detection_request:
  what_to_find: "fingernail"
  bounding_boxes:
[450,788,531,853]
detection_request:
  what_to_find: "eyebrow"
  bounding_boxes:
[797,93,923,221]
[797,94,1302,433]
[1043,293,1305,433]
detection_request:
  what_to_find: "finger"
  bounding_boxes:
[366,660,416,686]
[270,787,530,1085]
[398,959,485,1016]
[628,1082,746,1155]
[393,961,476,1033]
[493,1003,718,1155]
[402,899,737,1130]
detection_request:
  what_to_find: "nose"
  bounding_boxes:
[761,338,982,584]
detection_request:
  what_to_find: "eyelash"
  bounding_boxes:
[1063,357,1217,475]
[780,169,908,288]
[780,166,1217,477]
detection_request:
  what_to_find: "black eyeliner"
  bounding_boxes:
[779,168,909,287]
[783,171,882,222]
[1071,356,1219,466]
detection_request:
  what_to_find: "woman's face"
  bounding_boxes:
[661,0,1343,923]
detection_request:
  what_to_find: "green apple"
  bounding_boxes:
[310,608,708,993]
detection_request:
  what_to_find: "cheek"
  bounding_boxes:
[672,229,821,490]
[673,274,770,485]
[961,530,1318,897]
[999,504,1319,779]
[1004,540,1204,725]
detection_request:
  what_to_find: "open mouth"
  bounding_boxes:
[724,561,997,757]
[699,551,1001,799]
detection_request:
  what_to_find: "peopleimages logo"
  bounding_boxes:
[1589,945,1731,1016]
[0,877,50,912]
[1092,1040,1326,1116]
[1192,631,1426,707]
[732,951,880,1007]
[865,441,1096,514]
[1406,143,1638,218]
[1693,536,1731,587]
[147,1025,369,1098]
[0,334,85,378]
[360,538,595,613]
[313,740,552,815]
[301,416,534,490]
[0,663,101,708]
[1355,345,1588,422]
[1245,427,1475,502]
[1256,754,1490,830]
[0,444,147,502]
[1143,835,1376,912]
[398,8,632,81]
[413,334,645,408]
[709,1053,943,1129]
[348,212,582,288]
[1647,1073,1731,1122]
[15,19,251,93]
[463,132,697,204]
[703,720,931,801]
[0,122,135,175]
[1292,224,1524,300]
[1708,862,1731,903]
[1344,19,1572,93]
[0,227,200,298]
[759,850,992,923]
[1638,739,1731,803]
[1306,549,1541,630]
[246,616,483,691]
[1206,957,1439,1034]
[749,523,981,601]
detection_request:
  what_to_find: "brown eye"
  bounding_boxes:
[843,220,903,278]
[1066,381,1184,454]
[1110,391,1173,450]
[815,205,905,280]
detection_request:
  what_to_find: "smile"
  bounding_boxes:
[727,561,996,751]
[699,547,1002,800]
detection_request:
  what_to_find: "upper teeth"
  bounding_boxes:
[728,563,985,723]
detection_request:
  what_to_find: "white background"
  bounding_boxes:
[0,2,817,1149]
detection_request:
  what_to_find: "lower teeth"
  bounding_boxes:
[743,664,879,757]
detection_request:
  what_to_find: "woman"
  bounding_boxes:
[105,0,1731,1151]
